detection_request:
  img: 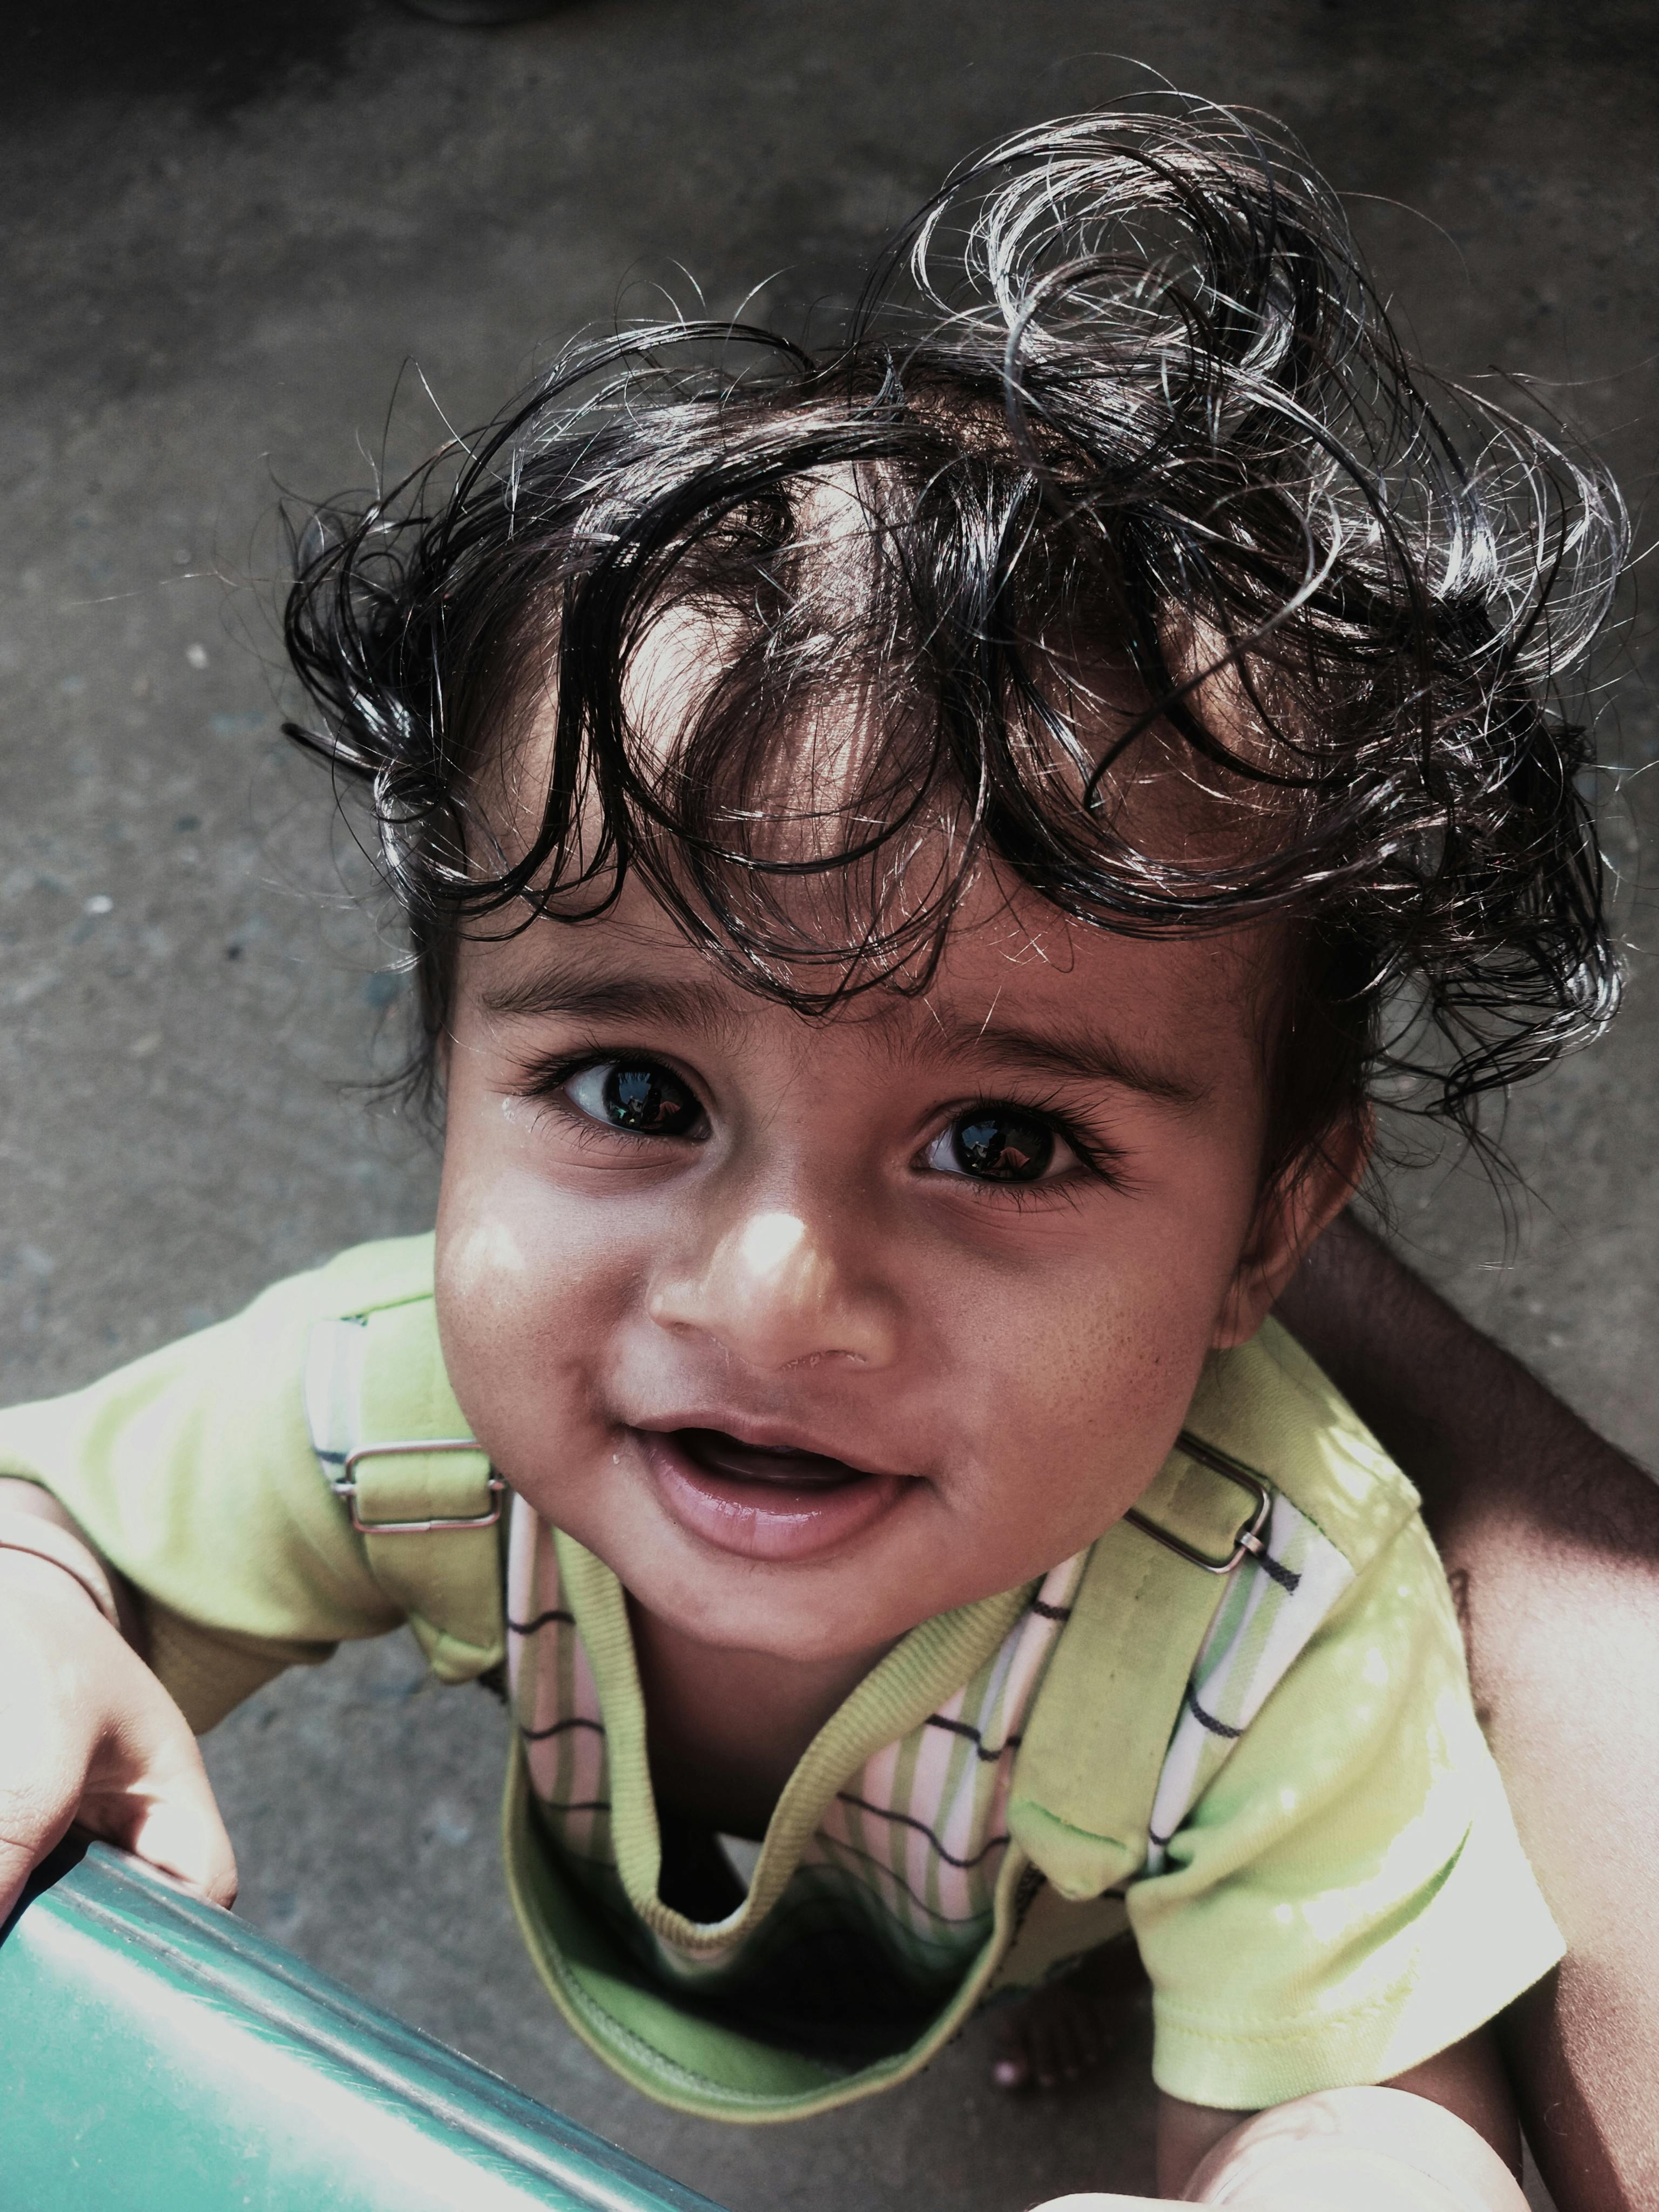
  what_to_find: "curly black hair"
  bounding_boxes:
[283,96,1627,1185]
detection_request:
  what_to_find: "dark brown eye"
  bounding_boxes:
[565,1060,704,1137]
[935,1107,1056,1182]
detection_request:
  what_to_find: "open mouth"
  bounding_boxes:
[635,1426,910,1561]
[678,1428,875,1489]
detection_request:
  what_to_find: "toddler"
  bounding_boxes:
[0,101,1626,2207]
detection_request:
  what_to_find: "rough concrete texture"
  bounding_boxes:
[3,3,1654,2204]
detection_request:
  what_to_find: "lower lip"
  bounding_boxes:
[636,1431,912,1562]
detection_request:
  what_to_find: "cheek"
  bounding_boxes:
[970,1266,1199,1451]
[433,1108,635,1463]
[941,1182,1250,1539]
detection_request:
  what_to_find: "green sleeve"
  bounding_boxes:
[0,1239,436,1730]
[1127,1512,1564,2109]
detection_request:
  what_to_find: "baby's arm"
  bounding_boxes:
[0,1474,235,1921]
[0,1241,470,1927]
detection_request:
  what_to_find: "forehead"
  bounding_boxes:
[461,855,1278,1097]
[468,537,1290,1068]
[487,590,1258,869]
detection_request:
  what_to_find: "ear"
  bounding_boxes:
[1211,1112,1372,1350]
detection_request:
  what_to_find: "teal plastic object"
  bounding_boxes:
[0,1839,727,2212]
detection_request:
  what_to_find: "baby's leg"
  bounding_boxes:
[989,1935,1148,2093]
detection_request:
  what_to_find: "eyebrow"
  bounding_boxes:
[919,1010,1209,1109]
[479,961,739,1035]
[482,957,1205,1110]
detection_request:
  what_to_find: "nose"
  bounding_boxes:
[647,1208,899,1372]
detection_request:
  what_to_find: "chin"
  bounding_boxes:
[655,1577,910,1665]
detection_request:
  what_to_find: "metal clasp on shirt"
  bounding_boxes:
[1124,1432,1272,1575]
[331,1439,506,1537]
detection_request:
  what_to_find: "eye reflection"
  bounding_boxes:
[565,1059,704,1137]
[928,1107,1057,1183]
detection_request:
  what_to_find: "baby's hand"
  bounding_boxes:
[0,1549,237,1923]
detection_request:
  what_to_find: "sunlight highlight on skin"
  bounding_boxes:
[736,1212,807,1272]
[652,1210,876,1370]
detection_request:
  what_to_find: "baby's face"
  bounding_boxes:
[435,863,1355,1667]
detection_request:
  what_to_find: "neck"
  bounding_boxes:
[628,1596,894,1837]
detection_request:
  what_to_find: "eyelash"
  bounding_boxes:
[509,1050,1132,1198]
[940,1090,1131,1205]
[511,1045,704,1139]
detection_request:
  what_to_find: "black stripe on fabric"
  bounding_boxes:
[314,1447,346,1466]
[814,1831,1003,1927]
[1184,1684,1242,1740]
[1255,1548,1301,1595]
[834,1793,1011,1871]
[545,1799,612,1815]
[1147,1826,1172,1850]
[507,1608,577,1634]
[1030,1600,1072,1621]
[519,1715,608,1743]
[924,1714,1023,1762]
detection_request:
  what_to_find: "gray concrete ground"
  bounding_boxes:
[3,3,1655,2204]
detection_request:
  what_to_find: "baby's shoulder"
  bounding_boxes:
[1185,1316,1421,1579]
[280,1231,438,1325]
[184,1231,443,1398]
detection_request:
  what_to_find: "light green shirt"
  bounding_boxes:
[0,1236,1564,2118]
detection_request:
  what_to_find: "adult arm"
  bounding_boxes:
[1276,1211,1659,2212]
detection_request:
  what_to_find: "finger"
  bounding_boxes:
[0,1810,73,1927]
[84,1780,239,1908]
[83,1716,237,1911]
[0,1567,237,1914]
[79,1680,239,1907]
[0,1744,87,1926]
